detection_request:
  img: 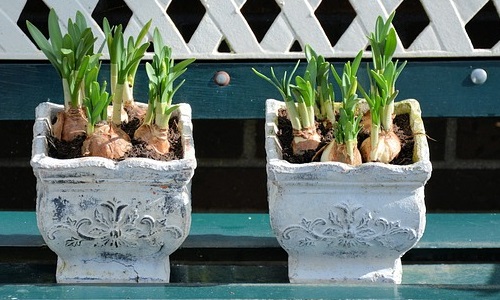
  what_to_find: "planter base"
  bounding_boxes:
[266,99,432,284]
[289,256,402,284]
[56,257,171,283]
[32,102,196,284]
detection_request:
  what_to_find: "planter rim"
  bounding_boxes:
[31,102,196,171]
[265,98,432,174]
[267,158,431,173]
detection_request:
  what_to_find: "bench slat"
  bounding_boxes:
[1,283,499,299]
[1,60,499,120]
[1,212,499,288]
[1,212,499,249]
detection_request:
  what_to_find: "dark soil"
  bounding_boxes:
[276,109,414,165]
[48,117,183,161]
[124,118,183,161]
[48,134,86,160]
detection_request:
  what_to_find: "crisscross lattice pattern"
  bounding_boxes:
[1,0,499,59]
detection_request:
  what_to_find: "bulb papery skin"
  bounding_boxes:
[52,107,88,142]
[360,111,372,135]
[320,140,362,166]
[360,130,401,163]
[291,127,321,156]
[124,103,146,122]
[134,123,170,155]
[82,123,132,159]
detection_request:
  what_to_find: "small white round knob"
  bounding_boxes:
[471,68,487,85]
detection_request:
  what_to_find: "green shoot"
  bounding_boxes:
[84,80,111,135]
[304,45,335,124]
[331,51,363,160]
[361,12,405,130]
[363,12,407,132]
[368,12,397,73]
[252,61,301,130]
[83,62,107,134]
[358,82,380,132]
[358,12,406,163]
[144,28,195,130]
[291,75,316,130]
[27,9,100,110]
[103,18,151,124]
[369,60,406,130]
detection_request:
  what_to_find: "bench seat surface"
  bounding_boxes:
[1,212,499,249]
[1,212,500,294]
[1,283,500,299]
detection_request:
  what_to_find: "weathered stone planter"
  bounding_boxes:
[265,99,432,284]
[31,102,196,283]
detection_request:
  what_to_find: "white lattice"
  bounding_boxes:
[0,0,499,60]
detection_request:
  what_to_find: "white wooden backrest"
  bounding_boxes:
[0,0,498,60]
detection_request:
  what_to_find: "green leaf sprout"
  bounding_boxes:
[358,12,406,163]
[331,51,363,161]
[143,27,195,130]
[254,58,324,155]
[252,62,302,131]
[291,74,316,131]
[361,11,406,133]
[27,9,100,110]
[304,45,335,125]
[84,80,111,135]
[103,18,151,124]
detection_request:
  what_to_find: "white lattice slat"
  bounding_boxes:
[124,0,190,55]
[204,0,261,54]
[260,0,321,54]
[278,0,332,55]
[0,0,498,60]
[0,0,36,59]
[188,0,244,55]
[188,13,221,54]
[259,13,294,54]
[489,0,500,50]
[454,0,489,22]
[334,0,404,56]
[421,0,474,53]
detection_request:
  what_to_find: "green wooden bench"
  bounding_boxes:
[1,61,500,299]
[1,212,500,298]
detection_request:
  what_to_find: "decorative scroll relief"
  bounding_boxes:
[0,0,498,59]
[47,198,183,248]
[282,203,417,256]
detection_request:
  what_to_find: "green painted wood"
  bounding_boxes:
[0,211,40,236]
[1,60,499,120]
[2,212,500,290]
[402,264,500,285]
[184,213,277,248]
[0,211,43,247]
[1,212,500,249]
[1,283,499,299]
[417,213,500,248]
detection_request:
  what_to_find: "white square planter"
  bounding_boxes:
[31,102,196,283]
[266,99,432,284]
